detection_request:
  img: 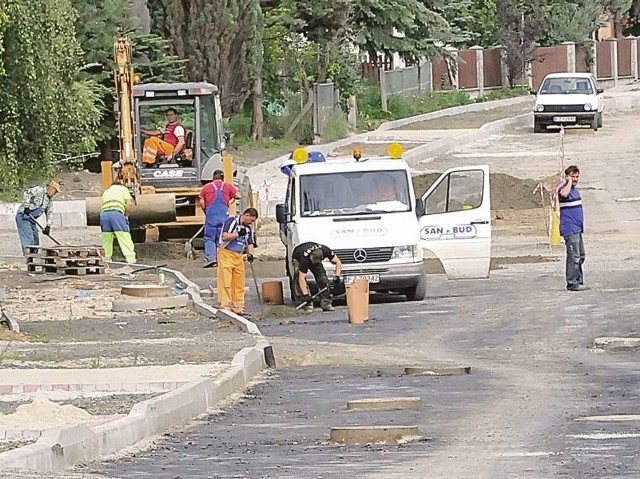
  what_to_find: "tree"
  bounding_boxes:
[149,0,264,116]
[71,0,184,159]
[496,0,543,87]
[604,0,633,36]
[352,0,452,63]
[537,0,606,46]
[0,0,102,191]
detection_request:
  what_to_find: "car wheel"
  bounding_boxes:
[597,112,603,128]
[591,115,598,131]
[404,273,427,301]
[533,121,544,133]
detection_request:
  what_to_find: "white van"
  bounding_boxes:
[275,149,492,302]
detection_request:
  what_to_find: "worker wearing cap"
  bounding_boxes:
[198,169,241,268]
[100,173,137,264]
[15,181,61,254]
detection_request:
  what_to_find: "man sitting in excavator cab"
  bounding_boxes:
[141,108,193,167]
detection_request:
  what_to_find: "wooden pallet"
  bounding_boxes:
[25,245,105,276]
[27,264,105,276]
[26,245,104,259]
[26,256,104,268]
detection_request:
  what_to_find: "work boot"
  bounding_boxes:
[320,299,334,312]
[567,284,591,291]
[203,260,217,268]
[303,304,313,313]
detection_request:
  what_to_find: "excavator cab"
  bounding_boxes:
[133,82,226,189]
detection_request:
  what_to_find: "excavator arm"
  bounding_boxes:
[113,37,140,197]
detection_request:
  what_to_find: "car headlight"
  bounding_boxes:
[584,103,592,111]
[392,245,420,260]
[535,104,545,112]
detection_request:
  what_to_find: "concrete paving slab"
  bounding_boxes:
[329,425,420,444]
[346,397,422,411]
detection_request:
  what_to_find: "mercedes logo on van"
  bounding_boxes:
[353,249,367,263]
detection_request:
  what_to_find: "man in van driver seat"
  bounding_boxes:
[292,242,343,312]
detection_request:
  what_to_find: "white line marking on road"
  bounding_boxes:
[567,432,640,439]
[452,151,555,158]
[576,415,640,422]
[499,451,558,457]
[616,197,640,202]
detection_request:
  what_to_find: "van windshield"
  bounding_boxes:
[539,77,593,94]
[299,170,411,217]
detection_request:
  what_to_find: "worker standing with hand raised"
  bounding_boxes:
[292,242,343,312]
[557,165,588,292]
[198,169,241,268]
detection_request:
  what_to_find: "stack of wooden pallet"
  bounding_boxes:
[26,246,105,276]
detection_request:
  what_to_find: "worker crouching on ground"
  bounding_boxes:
[100,173,137,264]
[217,207,258,315]
[198,169,241,268]
[15,181,61,254]
[292,242,343,312]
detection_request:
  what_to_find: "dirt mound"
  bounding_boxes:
[56,169,102,200]
[412,172,543,211]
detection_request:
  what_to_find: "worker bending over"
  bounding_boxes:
[100,173,137,264]
[15,181,60,254]
[217,207,258,315]
[141,108,185,165]
[292,242,342,312]
[198,169,241,268]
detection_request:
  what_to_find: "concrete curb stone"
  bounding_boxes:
[0,262,271,473]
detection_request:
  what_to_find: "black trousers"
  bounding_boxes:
[293,259,331,305]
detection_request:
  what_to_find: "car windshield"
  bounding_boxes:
[299,170,411,217]
[539,77,594,95]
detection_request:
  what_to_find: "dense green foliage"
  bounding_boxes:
[0,0,639,190]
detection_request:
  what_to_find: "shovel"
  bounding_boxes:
[248,260,264,315]
[184,225,205,259]
[295,286,329,310]
[29,215,62,246]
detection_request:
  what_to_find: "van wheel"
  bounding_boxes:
[591,115,598,131]
[597,112,603,128]
[404,273,427,301]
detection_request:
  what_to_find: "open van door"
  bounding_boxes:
[418,165,491,279]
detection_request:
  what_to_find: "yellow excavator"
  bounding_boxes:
[85,37,241,243]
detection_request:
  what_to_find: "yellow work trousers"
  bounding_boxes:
[217,248,246,314]
[102,232,137,264]
[142,137,174,165]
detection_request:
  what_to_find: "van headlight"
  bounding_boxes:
[392,245,419,259]
[535,104,545,112]
[584,103,592,111]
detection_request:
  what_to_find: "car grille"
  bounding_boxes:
[343,268,390,275]
[544,104,585,113]
[334,247,394,264]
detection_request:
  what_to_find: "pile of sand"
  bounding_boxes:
[0,399,91,430]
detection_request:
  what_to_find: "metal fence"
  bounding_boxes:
[383,62,432,96]
[313,82,342,136]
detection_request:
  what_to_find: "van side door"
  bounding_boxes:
[418,165,491,279]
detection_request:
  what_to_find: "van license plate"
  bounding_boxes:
[344,274,380,284]
[553,116,576,122]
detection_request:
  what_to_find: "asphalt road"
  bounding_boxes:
[68,102,640,479]
[95,259,640,479]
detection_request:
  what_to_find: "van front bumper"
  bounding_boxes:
[316,261,425,292]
